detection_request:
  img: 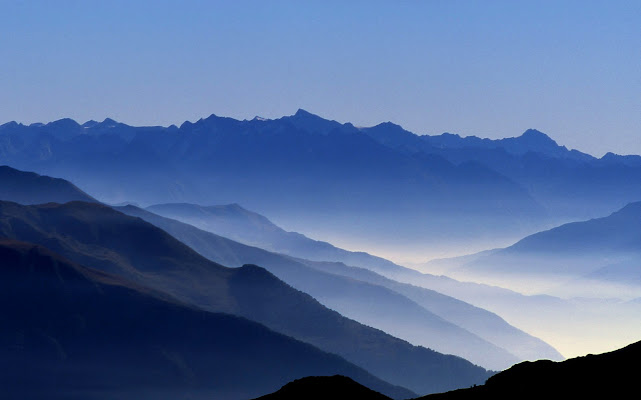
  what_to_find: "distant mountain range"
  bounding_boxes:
[0,110,577,256]
[2,110,638,258]
[446,201,641,298]
[361,122,641,221]
[0,239,409,400]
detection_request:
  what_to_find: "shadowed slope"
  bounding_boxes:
[0,240,409,400]
[0,165,97,204]
[0,201,491,396]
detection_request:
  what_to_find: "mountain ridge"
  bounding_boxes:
[0,239,413,400]
[121,204,528,370]
[141,202,562,363]
[0,200,493,395]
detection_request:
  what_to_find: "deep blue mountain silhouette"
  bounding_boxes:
[361,122,641,220]
[0,165,96,204]
[1,112,638,228]
[0,200,492,395]
[0,239,412,400]
[0,111,549,252]
[142,202,561,363]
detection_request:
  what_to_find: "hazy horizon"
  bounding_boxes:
[2,1,639,157]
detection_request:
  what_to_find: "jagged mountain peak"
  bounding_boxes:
[293,108,317,118]
[99,117,119,126]
[519,128,557,144]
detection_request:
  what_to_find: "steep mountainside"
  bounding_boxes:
[0,165,96,204]
[118,205,528,370]
[0,240,410,400]
[0,201,492,395]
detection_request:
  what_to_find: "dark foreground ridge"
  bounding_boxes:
[0,200,489,396]
[257,340,641,400]
[419,339,641,399]
[253,375,392,400]
[0,240,409,400]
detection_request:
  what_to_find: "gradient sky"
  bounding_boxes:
[1,0,639,156]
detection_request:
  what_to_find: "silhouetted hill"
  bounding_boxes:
[0,240,409,400]
[0,201,491,396]
[419,340,641,399]
[253,375,391,400]
[118,205,522,370]
[0,165,96,204]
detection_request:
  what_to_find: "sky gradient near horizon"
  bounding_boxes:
[1,0,639,156]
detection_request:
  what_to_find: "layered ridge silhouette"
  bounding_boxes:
[0,200,492,395]
[0,240,411,400]
[135,203,562,365]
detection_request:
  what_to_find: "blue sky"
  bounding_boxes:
[1,0,639,156]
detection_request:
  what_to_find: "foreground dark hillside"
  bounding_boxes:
[254,340,641,400]
[0,200,492,396]
[420,339,641,399]
[254,375,392,400]
[0,240,408,400]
